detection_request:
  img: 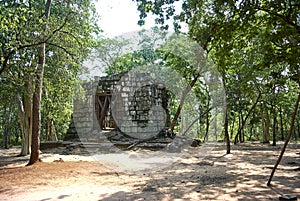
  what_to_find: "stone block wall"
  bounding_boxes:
[64,82,95,141]
[111,72,169,139]
[65,72,170,140]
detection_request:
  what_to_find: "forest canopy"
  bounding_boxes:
[0,0,299,165]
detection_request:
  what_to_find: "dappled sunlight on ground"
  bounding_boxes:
[0,141,299,200]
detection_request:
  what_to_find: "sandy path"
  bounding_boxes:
[0,142,299,201]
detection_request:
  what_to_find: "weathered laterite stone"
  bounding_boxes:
[66,72,170,141]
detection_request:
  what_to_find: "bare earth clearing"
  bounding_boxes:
[0,142,299,201]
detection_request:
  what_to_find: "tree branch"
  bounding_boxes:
[0,41,46,75]
[257,7,300,34]
[267,90,300,186]
[46,15,70,41]
[182,107,213,136]
[59,30,83,47]
[46,42,76,58]
[0,13,71,75]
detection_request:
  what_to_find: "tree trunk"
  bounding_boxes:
[2,97,14,149]
[224,107,230,154]
[6,100,13,148]
[46,118,57,141]
[230,114,235,140]
[293,122,297,140]
[235,113,241,144]
[213,109,218,140]
[261,103,266,142]
[44,86,57,141]
[267,91,300,186]
[298,120,300,138]
[170,74,200,131]
[261,103,270,143]
[234,93,261,144]
[198,113,202,139]
[2,104,7,148]
[18,78,33,156]
[279,107,284,141]
[28,0,52,165]
[249,124,253,141]
[221,71,230,154]
[28,48,45,165]
[272,105,277,146]
[240,113,244,142]
[264,105,270,143]
[204,100,210,142]
[182,107,212,137]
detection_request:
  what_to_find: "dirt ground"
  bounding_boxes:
[0,141,299,201]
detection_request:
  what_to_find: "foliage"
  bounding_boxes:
[0,0,99,148]
[133,0,300,142]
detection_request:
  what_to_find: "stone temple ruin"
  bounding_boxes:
[62,71,188,152]
[41,72,197,153]
[96,72,170,134]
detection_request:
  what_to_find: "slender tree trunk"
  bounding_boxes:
[298,120,300,138]
[44,86,57,141]
[272,106,277,146]
[249,124,253,141]
[3,125,10,149]
[224,107,230,154]
[267,91,300,186]
[46,118,57,141]
[15,128,21,144]
[2,104,7,148]
[261,103,266,142]
[28,0,52,165]
[170,75,200,130]
[182,107,212,136]
[293,123,297,140]
[240,112,244,142]
[230,114,235,140]
[220,73,230,154]
[265,105,270,142]
[214,109,218,141]
[234,114,241,144]
[234,93,261,144]
[279,107,284,141]
[261,103,270,143]
[181,110,185,135]
[3,98,14,149]
[204,101,210,142]
[2,104,8,149]
[198,113,202,139]
[6,100,13,148]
